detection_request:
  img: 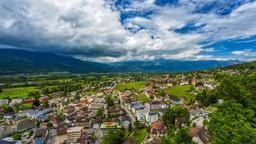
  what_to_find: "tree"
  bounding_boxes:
[158,90,166,97]
[197,89,218,107]
[105,95,114,108]
[0,86,2,93]
[4,106,14,113]
[134,119,141,129]
[162,106,189,129]
[207,101,256,144]
[46,122,53,129]
[102,130,125,144]
[36,121,40,128]
[128,122,133,132]
[173,128,193,144]
[28,91,40,98]
[12,133,22,140]
[96,108,104,118]
[33,98,40,107]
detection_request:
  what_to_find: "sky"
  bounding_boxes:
[0,0,256,62]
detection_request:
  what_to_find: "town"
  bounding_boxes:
[0,66,255,144]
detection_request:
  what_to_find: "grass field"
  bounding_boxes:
[164,85,195,100]
[131,128,147,144]
[135,94,149,103]
[0,86,38,99]
[114,82,146,91]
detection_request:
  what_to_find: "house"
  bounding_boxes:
[75,118,92,129]
[123,139,135,144]
[55,124,68,144]
[35,128,47,144]
[88,102,106,111]
[100,122,121,136]
[76,133,92,144]
[146,100,168,110]
[146,111,158,124]
[0,122,16,139]
[135,108,148,123]
[149,121,167,137]
[0,139,21,144]
[22,99,34,104]
[26,109,48,121]
[189,128,210,144]
[170,98,183,105]
[175,117,188,129]
[119,116,130,128]
[127,101,143,110]
[39,96,48,103]
[10,99,22,105]
[16,119,35,132]
[66,127,84,144]
[0,99,9,106]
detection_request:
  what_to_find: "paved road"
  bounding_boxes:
[44,129,56,144]
[119,95,135,127]
[25,128,36,144]
[95,128,101,144]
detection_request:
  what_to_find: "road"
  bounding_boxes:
[119,94,136,127]
[44,129,56,144]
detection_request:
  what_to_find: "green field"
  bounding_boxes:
[0,86,38,99]
[114,82,146,91]
[164,85,195,101]
[131,128,147,144]
[135,94,149,103]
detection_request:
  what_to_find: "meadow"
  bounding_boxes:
[164,85,195,101]
[0,86,38,99]
[114,82,146,91]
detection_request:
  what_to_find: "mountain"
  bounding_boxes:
[0,49,243,74]
[111,59,242,73]
[0,49,117,74]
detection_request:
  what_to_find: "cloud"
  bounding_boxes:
[0,0,255,62]
[231,49,254,57]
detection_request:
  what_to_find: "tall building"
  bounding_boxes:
[66,127,83,144]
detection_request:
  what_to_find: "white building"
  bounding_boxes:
[66,127,83,144]
[0,99,9,106]
[135,108,148,123]
[146,112,159,124]
[10,99,22,105]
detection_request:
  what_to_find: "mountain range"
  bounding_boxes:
[0,49,243,74]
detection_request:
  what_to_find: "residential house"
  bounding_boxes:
[175,117,188,129]
[55,124,68,144]
[149,121,167,137]
[26,109,48,121]
[145,101,167,110]
[22,99,34,104]
[39,96,48,103]
[34,128,47,144]
[88,102,106,111]
[118,116,130,128]
[0,99,9,106]
[10,99,22,105]
[170,98,183,105]
[100,122,121,136]
[0,122,16,138]
[189,128,210,144]
[75,118,92,129]
[16,119,35,132]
